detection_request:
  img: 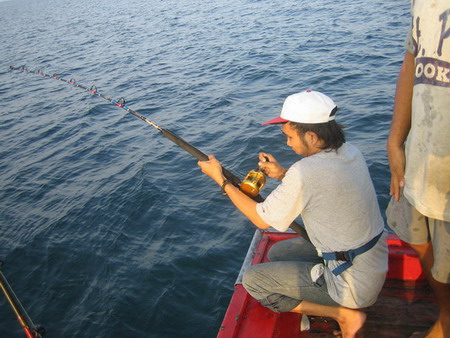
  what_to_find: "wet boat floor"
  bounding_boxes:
[299,279,437,337]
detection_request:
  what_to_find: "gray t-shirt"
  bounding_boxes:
[256,142,388,308]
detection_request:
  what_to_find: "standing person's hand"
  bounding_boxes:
[387,144,406,201]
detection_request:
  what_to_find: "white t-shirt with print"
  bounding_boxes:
[404,0,450,221]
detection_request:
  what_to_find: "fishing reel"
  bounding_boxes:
[240,169,266,197]
[240,157,269,197]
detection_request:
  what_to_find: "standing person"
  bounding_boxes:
[198,90,388,337]
[386,1,450,337]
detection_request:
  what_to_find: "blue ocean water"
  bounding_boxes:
[0,0,410,336]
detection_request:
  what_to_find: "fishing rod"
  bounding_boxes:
[0,261,45,338]
[9,65,310,241]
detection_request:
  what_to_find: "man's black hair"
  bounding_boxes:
[288,119,346,151]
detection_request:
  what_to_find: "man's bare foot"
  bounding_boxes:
[335,308,366,338]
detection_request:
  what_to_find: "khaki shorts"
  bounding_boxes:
[386,193,450,284]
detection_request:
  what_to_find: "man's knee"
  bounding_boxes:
[242,265,263,293]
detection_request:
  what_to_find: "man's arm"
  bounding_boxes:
[222,181,271,229]
[198,154,271,229]
[258,152,287,181]
[387,51,415,201]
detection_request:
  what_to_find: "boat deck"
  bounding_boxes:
[218,231,437,338]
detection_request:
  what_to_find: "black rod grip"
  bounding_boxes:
[161,128,241,187]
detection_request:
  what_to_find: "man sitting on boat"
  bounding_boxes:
[198,90,388,337]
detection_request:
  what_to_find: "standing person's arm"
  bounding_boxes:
[387,51,415,201]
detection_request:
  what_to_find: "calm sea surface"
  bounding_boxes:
[0,0,409,336]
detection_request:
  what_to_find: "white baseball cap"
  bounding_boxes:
[263,90,337,125]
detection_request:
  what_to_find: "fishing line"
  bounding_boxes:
[9,66,310,235]
[9,65,244,187]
